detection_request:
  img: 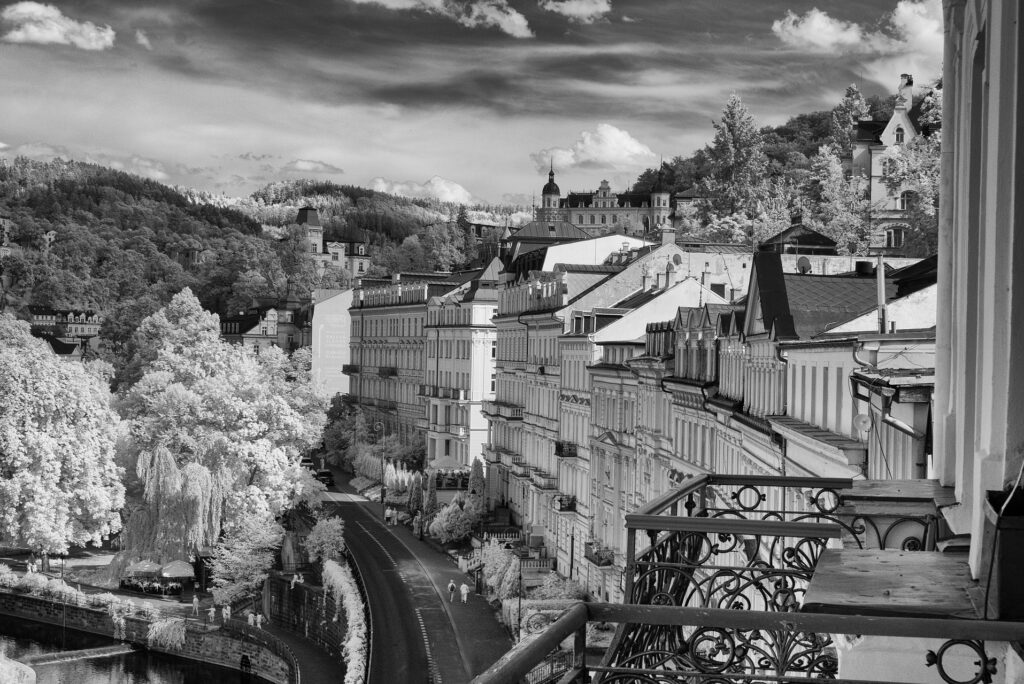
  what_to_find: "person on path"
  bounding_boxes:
[255,613,264,629]
[192,594,199,616]
[460,582,470,604]
[247,612,255,627]
[447,579,456,602]
[223,604,231,622]
[207,605,216,622]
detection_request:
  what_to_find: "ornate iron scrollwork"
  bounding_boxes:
[926,640,997,684]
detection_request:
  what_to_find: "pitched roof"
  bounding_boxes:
[782,273,893,338]
[760,223,838,250]
[508,220,590,240]
[855,120,887,144]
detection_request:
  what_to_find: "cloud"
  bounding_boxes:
[238,152,277,161]
[771,1,943,88]
[530,123,656,173]
[372,175,474,203]
[281,159,344,174]
[135,29,151,50]
[538,0,611,24]
[349,0,532,38]
[0,2,115,50]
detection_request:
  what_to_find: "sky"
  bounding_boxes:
[0,0,943,205]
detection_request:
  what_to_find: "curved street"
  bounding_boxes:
[324,476,512,684]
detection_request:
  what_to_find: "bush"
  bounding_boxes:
[147,617,187,650]
[16,573,49,594]
[323,559,367,684]
[0,563,17,588]
[531,572,586,600]
[305,516,347,562]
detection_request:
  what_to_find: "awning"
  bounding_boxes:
[125,560,162,577]
[159,560,195,579]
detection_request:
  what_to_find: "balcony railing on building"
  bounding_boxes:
[375,399,396,412]
[419,385,470,401]
[499,450,522,469]
[341,364,360,374]
[482,400,524,421]
[530,470,558,490]
[583,541,614,567]
[473,474,1024,684]
[511,462,533,479]
[378,366,398,378]
[554,441,578,459]
[555,494,576,513]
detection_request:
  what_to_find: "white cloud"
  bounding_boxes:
[135,28,151,50]
[349,0,532,38]
[0,2,115,50]
[771,1,943,86]
[282,158,344,174]
[372,175,474,203]
[538,0,611,24]
[530,123,656,173]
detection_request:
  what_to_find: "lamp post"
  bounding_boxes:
[517,556,523,643]
[374,421,386,521]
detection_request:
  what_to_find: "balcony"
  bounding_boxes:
[511,463,532,479]
[583,541,614,567]
[554,440,578,459]
[472,475,1024,684]
[415,417,428,430]
[438,387,470,401]
[482,444,501,464]
[375,399,396,413]
[554,494,576,513]
[499,450,522,469]
[530,470,558,490]
[417,384,438,398]
[378,366,398,378]
[481,400,524,421]
[448,424,467,438]
[341,364,360,374]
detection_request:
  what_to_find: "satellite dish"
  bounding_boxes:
[853,414,872,433]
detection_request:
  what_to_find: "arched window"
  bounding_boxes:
[895,126,905,144]
[589,215,595,225]
[578,214,583,224]
[886,226,906,248]
[601,215,606,225]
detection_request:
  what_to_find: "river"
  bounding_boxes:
[0,614,267,684]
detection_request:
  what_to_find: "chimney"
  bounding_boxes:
[661,226,676,245]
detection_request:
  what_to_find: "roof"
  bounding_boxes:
[508,220,590,240]
[783,273,893,338]
[855,120,888,144]
[542,169,560,196]
[561,192,594,208]
[296,207,321,226]
[888,254,938,297]
[760,223,838,250]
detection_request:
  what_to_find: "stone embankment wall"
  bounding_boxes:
[0,591,290,684]
[0,653,35,683]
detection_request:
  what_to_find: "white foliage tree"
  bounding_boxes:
[0,315,125,557]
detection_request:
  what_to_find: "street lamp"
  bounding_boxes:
[517,556,523,643]
[374,421,386,521]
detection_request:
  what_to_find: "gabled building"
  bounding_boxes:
[534,166,672,236]
[297,206,370,277]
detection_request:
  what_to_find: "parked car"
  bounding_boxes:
[299,457,315,470]
[314,469,335,488]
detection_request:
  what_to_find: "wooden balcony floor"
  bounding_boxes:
[802,549,979,619]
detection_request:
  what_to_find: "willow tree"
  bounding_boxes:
[0,315,125,559]
[118,289,326,564]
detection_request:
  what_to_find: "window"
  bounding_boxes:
[895,126,905,144]
[886,227,905,248]
[358,245,365,255]
[601,215,607,225]
[332,253,338,261]
[578,214,583,224]
[358,263,365,273]
[612,215,618,224]
[589,215,595,225]
[899,191,915,211]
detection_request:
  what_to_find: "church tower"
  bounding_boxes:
[538,162,561,222]
[650,167,671,232]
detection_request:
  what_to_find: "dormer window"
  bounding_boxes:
[895,126,905,144]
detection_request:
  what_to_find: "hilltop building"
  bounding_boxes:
[220,294,312,353]
[534,165,672,237]
[297,207,371,277]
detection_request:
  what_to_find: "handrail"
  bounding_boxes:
[470,602,1024,684]
[222,618,302,684]
[342,548,372,684]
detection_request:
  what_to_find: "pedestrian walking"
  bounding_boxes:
[192,594,199,616]
[247,612,255,627]
[447,579,456,602]
[224,604,231,621]
[207,605,216,622]
[255,613,264,629]
[460,582,470,604]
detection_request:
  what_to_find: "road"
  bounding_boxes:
[329,499,473,684]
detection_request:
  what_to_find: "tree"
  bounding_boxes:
[118,289,325,564]
[467,459,485,510]
[209,515,284,605]
[456,206,478,266]
[805,145,872,255]
[428,498,472,544]
[424,475,439,520]
[408,472,423,515]
[698,94,769,220]
[0,315,125,557]
[829,84,870,155]
[304,516,346,562]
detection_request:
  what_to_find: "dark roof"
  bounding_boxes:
[760,223,837,251]
[783,273,894,339]
[44,336,82,355]
[855,120,887,144]
[651,170,667,194]
[616,193,649,208]
[296,207,321,226]
[888,254,937,297]
[613,288,661,310]
[508,220,590,240]
[676,187,700,199]
[542,169,560,196]
[28,305,98,317]
[561,193,594,208]
[677,239,751,254]
[556,264,622,274]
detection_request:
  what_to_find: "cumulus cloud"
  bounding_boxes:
[530,123,656,173]
[349,0,532,38]
[538,0,611,24]
[281,159,344,174]
[771,1,943,85]
[0,2,115,50]
[134,28,151,50]
[372,175,474,204]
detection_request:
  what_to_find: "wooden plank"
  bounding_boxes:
[846,479,949,502]
[802,549,978,618]
[709,473,853,490]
